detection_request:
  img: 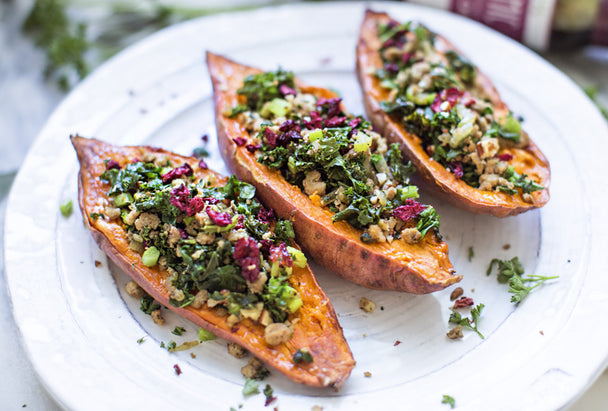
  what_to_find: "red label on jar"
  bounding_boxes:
[451,0,530,41]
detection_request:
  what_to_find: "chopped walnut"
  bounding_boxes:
[247,271,267,294]
[447,325,463,339]
[104,206,121,220]
[125,280,145,299]
[227,342,248,359]
[401,228,422,244]
[264,323,292,346]
[241,357,265,379]
[150,309,165,325]
[190,290,209,309]
[359,297,376,313]
[134,212,160,231]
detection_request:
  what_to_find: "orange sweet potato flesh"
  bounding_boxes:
[356,10,550,217]
[71,135,354,389]
[207,52,460,294]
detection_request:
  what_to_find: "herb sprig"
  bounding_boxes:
[487,257,558,304]
[449,303,484,339]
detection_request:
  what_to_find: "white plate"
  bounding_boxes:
[5,2,608,410]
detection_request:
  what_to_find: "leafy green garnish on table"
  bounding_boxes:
[487,257,558,304]
[442,394,456,408]
[22,0,89,90]
[59,199,73,217]
[468,246,474,262]
[449,303,484,339]
[21,0,262,90]
[584,86,608,120]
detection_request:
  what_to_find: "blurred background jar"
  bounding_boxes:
[405,0,607,51]
[552,0,605,49]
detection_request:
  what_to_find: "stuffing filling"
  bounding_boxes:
[229,69,442,244]
[374,19,543,200]
[99,158,307,340]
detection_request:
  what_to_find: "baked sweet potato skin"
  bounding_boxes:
[207,52,460,294]
[71,135,354,389]
[356,10,550,217]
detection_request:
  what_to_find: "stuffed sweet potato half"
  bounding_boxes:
[356,10,550,217]
[71,135,354,389]
[207,52,460,294]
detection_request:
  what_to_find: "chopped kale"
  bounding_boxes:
[140,295,160,315]
[445,50,476,84]
[171,326,186,336]
[237,69,295,111]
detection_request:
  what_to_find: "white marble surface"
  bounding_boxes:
[1,1,607,409]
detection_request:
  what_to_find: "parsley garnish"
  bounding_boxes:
[171,326,186,336]
[442,394,456,408]
[449,303,484,339]
[468,246,474,262]
[136,336,145,344]
[487,257,558,304]
[242,378,260,397]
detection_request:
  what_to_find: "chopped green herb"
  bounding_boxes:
[136,336,145,344]
[263,384,276,405]
[292,348,313,364]
[442,394,456,408]
[198,328,216,342]
[140,295,160,315]
[487,257,558,304]
[89,212,104,221]
[449,303,484,339]
[171,326,186,336]
[60,199,73,217]
[242,378,260,397]
[468,246,474,262]
[166,340,177,351]
[237,69,295,111]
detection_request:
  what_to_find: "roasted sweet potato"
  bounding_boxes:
[71,135,354,389]
[207,52,460,294]
[356,10,550,217]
